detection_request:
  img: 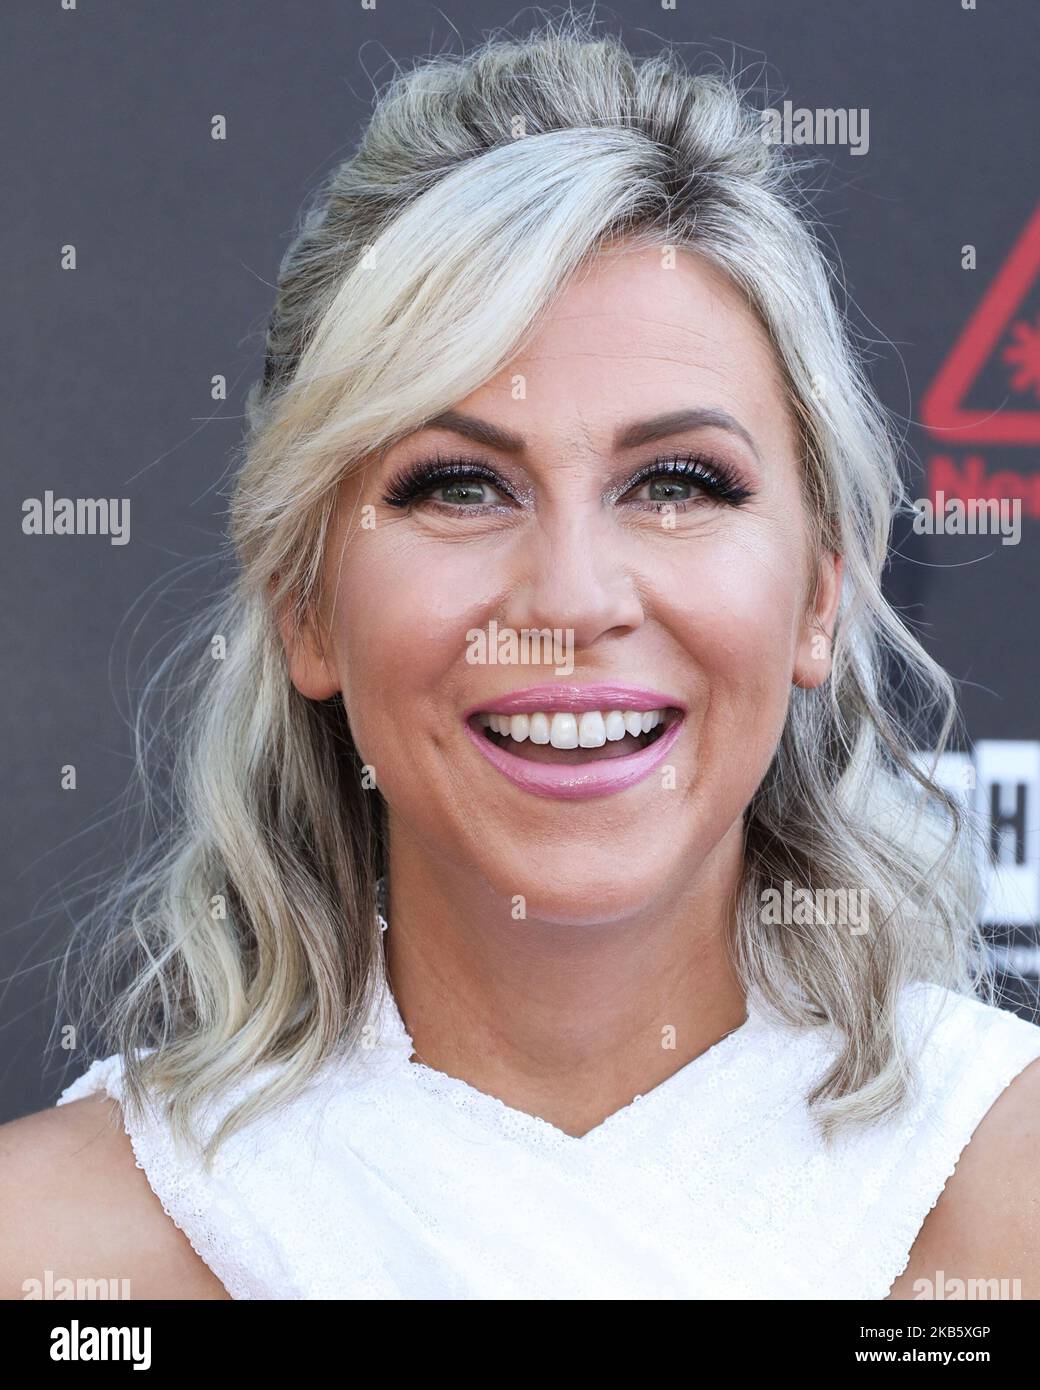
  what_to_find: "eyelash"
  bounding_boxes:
[381,451,754,513]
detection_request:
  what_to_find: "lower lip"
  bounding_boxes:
[462,715,684,800]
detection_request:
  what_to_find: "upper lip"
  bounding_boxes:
[463,684,686,718]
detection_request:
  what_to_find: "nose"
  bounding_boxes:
[499,509,645,648]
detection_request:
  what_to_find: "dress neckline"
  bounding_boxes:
[367,970,766,1149]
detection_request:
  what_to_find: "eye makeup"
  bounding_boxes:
[614,454,754,509]
[381,454,519,510]
[380,449,755,514]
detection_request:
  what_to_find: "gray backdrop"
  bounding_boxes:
[4,0,1039,1122]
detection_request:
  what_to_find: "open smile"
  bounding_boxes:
[461,685,685,800]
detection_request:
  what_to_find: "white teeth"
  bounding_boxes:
[604,710,627,741]
[549,712,579,749]
[528,712,551,744]
[478,707,673,749]
[577,711,606,748]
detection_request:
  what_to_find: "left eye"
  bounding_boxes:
[629,475,704,503]
[430,478,501,506]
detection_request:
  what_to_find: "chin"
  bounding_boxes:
[469,846,696,928]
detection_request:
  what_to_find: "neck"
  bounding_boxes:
[382,822,749,1138]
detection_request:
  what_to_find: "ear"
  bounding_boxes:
[792,550,843,690]
[271,573,340,701]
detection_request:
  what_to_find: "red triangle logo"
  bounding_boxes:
[922,203,1040,444]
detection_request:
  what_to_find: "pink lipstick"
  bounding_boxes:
[462,684,685,801]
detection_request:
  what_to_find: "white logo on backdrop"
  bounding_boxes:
[915,740,1040,976]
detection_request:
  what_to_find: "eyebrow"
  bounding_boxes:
[615,407,761,462]
[421,410,526,453]
[421,406,761,461]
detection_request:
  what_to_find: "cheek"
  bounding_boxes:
[328,534,492,765]
[665,538,805,771]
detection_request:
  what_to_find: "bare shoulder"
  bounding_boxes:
[887,1053,1040,1300]
[0,1095,231,1300]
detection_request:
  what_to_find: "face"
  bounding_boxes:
[282,243,841,925]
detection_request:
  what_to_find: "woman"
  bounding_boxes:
[3,15,1039,1301]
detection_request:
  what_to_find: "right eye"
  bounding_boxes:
[381,455,518,513]
[425,475,505,507]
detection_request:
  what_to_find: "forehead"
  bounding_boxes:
[456,243,798,458]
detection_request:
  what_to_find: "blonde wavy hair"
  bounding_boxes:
[61,9,992,1167]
